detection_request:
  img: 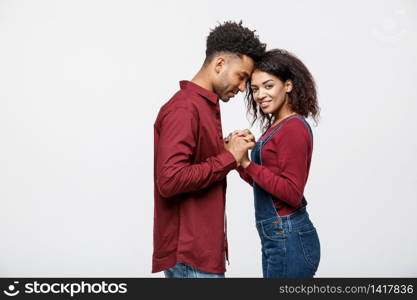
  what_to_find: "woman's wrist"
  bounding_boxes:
[241,159,251,169]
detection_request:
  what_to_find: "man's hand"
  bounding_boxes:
[224,129,255,144]
[224,134,255,167]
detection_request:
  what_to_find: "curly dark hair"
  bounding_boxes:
[246,49,320,133]
[205,21,266,63]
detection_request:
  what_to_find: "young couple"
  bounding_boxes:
[153,21,320,278]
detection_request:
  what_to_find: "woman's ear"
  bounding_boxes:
[285,80,293,93]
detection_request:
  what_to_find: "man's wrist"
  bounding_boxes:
[226,150,240,167]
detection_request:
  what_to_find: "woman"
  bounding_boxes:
[237,49,320,278]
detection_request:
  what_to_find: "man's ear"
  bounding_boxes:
[214,56,226,74]
[285,80,293,93]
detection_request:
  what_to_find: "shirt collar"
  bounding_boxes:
[179,80,219,104]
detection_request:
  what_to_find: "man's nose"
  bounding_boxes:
[238,81,246,92]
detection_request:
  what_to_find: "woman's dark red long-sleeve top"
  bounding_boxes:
[238,115,313,216]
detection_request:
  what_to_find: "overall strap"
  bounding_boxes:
[262,115,313,145]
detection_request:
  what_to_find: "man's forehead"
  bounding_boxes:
[231,54,254,72]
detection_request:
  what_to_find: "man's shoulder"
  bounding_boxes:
[159,89,201,114]
[155,89,200,126]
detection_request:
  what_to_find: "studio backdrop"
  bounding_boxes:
[1,0,416,277]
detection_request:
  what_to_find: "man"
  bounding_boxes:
[153,21,265,278]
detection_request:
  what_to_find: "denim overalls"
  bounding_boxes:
[251,115,320,278]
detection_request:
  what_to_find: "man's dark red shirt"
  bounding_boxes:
[153,81,236,274]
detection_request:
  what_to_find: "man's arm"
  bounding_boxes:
[156,107,237,198]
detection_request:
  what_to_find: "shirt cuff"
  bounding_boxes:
[236,166,245,173]
[244,161,261,177]
[217,150,237,171]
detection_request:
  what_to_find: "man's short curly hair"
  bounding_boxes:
[205,21,266,63]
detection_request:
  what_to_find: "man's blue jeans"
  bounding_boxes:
[164,262,225,278]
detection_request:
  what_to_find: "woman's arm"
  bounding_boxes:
[236,165,253,186]
[242,121,311,208]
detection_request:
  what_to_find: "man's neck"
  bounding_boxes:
[191,68,214,92]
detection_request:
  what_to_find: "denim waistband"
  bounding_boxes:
[256,206,311,230]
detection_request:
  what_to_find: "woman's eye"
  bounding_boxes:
[265,85,273,89]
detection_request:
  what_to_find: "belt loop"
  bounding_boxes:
[288,215,292,233]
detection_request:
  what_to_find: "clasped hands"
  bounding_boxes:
[224,129,255,168]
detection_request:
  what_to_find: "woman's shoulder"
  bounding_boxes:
[283,116,311,131]
[271,116,313,144]
[280,115,310,133]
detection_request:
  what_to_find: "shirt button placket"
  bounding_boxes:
[215,109,223,149]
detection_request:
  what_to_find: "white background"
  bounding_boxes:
[1,0,416,277]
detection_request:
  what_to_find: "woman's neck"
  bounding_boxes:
[272,106,296,127]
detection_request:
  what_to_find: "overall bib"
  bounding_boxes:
[251,115,320,278]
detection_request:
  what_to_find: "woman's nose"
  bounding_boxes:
[256,90,266,101]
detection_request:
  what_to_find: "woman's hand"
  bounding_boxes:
[225,129,255,143]
[224,129,255,168]
[240,149,251,168]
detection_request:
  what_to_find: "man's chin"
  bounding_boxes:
[220,94,235,102]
